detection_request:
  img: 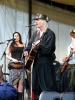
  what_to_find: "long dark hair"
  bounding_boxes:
[9,32,23,51]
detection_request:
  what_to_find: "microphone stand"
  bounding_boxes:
[22,56,30,100]
[21,52,26,100]
[0,40,11,82]
[22,25,34,100]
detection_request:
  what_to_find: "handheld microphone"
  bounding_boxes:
[25,23,36,27]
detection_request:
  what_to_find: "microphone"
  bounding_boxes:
[25,23,36,27]
[0,42,4,44]
[6,38,16,41]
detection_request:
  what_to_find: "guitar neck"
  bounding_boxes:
[35,39,40,45]
[25,39,41,69]
[64,52,73,64]
[61,52,73,72]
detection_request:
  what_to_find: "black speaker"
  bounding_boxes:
[53,61,61,82]
[39,92,75,100]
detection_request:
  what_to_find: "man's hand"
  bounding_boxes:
[62,56,67,62]
[24,51,28,57]
[32,42,36,49]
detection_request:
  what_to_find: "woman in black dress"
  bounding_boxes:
[6,32,25,100]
